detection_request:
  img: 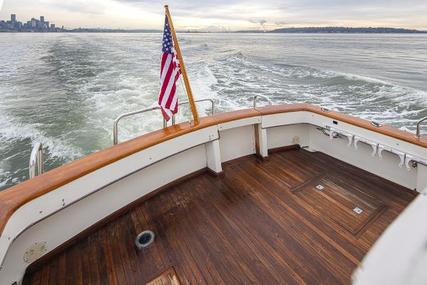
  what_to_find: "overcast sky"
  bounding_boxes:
[1,0,426,31]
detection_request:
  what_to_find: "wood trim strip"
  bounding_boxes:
[268,145,301,154]
[0,104,425,236]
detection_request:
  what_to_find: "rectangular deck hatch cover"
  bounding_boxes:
[293,176,386,235]
[146,267,181,285]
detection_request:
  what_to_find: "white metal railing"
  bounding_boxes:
[253,95,273,108]
[113,99,215,145]
[29,143,44,179]
[416,116,427,137]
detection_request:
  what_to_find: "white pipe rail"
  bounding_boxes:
[29,142,43,179]
[113,106,161,145]
[416,116,427,137]
[113,99,215,145]
[253,95,273,108]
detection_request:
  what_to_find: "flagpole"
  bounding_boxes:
[164,5,200,125]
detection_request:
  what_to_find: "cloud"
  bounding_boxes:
[1,0,426,30]
[248,19,267,31]
[43,0,108,15]
[249,19,267,25]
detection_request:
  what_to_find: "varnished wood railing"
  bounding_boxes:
[0,103,426,235]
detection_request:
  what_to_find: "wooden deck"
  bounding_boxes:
[23,149,417,285]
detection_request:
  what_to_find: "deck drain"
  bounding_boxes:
[353,207,364,215]
[135,230,155,250]
[315,185,325,191]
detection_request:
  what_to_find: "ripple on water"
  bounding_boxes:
[1,33,427,190]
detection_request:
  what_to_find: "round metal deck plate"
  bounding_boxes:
[135,230,155,249]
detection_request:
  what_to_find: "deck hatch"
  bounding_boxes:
[293,175,386,235]
[146,268,181,285]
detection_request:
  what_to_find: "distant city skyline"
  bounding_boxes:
[1,14,426,33]
[0,0,426,31]
[0,13,64,32]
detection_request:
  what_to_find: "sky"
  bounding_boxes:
[0,0,426,31]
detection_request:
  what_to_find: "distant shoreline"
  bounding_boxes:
[1,27,426,34]
[268,27,427,34]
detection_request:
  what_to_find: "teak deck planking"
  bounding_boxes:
[23,149,417,285]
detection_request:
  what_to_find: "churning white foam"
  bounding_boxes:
[0,112,83,161]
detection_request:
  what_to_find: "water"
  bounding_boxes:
[1,33,427,190]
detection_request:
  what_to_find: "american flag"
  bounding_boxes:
[158,16,181,121]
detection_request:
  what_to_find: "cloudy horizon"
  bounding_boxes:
[0,0,426,31]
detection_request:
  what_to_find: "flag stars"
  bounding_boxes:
[162,20,174,53]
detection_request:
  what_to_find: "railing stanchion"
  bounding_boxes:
[416,117,427,138]
[253,95,273,109]
[29,143,44,179]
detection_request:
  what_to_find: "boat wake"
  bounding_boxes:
[1,33,426,190]
[201,50,427,131]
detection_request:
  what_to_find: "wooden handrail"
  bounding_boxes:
[0,104,426,235]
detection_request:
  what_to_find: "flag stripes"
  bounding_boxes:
[158,16,181,121]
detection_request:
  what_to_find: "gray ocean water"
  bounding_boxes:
[1,33,427,190]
